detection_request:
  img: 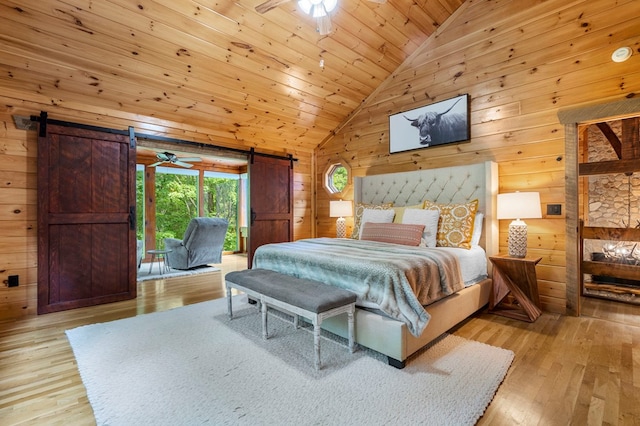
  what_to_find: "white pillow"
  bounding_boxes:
[471,212,484,246]
[402,208,439,247]
[359,208,395,239]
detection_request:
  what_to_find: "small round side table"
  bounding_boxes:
[146,249,173,275]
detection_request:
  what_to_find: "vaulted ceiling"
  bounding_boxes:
[0,0,463,155]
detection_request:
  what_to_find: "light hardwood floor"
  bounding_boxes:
[1,255,639,425]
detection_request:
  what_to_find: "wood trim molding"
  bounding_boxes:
[558,98,640,125]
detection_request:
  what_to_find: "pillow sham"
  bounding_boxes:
[351,203,394,239]
[423,199,479,249]
[392,204,423,224]
[470,212,484,247]
[359,222,425,246]
[401,208,439,248]
[358,209,396,239]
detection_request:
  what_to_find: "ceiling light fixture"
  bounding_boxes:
[298,0,337,35]
[611,47,632,63]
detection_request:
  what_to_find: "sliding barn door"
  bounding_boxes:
[247,154,294,268]
[37,122,137,314]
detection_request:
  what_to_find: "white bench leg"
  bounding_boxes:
[313,317,321,371]
[226,284,233,319]
[261,300,268,339]
[348,308,355,353]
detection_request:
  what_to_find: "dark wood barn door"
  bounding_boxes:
[37,123,137,314]
[247,154,294,268]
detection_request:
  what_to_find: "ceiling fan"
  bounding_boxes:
[149,151,202,168]
[255,0,385,35]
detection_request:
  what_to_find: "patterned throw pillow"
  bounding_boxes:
[423,199,479,249]
[401,208,440,248]
[359,222,425,246]
[351,203,394,239]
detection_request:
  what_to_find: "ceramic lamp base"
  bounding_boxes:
[508,220,528,258]
[336,217,346,239]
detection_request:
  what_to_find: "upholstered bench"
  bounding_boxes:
[225,268,357,370]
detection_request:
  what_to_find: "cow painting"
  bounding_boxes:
[389,94,470,153]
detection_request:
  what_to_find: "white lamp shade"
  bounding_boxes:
[497,192,542,220]
[330,200,352,217]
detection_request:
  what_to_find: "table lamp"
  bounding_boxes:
[497,192,542,258]
[330,200,353,238]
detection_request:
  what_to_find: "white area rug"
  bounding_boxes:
[137,262,219,282]
[66,296,514,426]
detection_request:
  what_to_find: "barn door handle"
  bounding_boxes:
[250,208,257,226]
[129,206,136,230]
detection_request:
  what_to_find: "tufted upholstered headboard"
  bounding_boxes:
[354,161,498,257]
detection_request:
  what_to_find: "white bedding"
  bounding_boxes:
[437,245,488,286]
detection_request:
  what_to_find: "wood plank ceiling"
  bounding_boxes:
[0,0,463,155]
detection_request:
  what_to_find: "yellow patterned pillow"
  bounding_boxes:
[423,199,479,249]
[351,202,394,239]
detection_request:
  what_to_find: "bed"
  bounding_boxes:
[253,161,498,368]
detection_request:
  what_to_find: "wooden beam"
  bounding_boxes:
[581,226,640,241]
[622,117,640,160]
[582,261,640,282]
[595,122,622,159]
[578,158,640,176]
[144,167,156,253]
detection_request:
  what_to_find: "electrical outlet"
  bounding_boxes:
[547,204,562,215]
[8,275,19,287]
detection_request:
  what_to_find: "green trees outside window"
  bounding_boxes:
[136,166,241,253]
[155,169,198,249]
[136,166,145,244]
[203,172,239,251]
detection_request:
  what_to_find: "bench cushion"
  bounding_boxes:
[226,269,356,313]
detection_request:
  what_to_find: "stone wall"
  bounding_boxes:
[585,120,640,263]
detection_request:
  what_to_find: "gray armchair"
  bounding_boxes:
[164,217,229,270]
[137,240,144,269]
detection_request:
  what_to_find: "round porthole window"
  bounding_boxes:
[324,161,351,195]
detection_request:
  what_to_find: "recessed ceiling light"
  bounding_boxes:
[611,47,632,63]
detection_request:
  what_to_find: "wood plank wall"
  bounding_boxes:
[0,105,313,320]
[1,0,638,320]
[316,0,640,315]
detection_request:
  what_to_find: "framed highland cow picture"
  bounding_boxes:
[389,94,470,154]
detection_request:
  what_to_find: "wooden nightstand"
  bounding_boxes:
[489,254,542,322]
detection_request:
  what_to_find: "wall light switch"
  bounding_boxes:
[8,275,19,287]
[547,204,562,215]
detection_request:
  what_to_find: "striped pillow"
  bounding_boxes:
[359,222,425,246]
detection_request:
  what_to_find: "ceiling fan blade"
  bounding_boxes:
[177,157,202,162]
[255,0,292,14]
[173,160,194,168]
[317,14,332,35]
[367,0,386,3]
[149,161,164,167]
[156,152,172,161]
